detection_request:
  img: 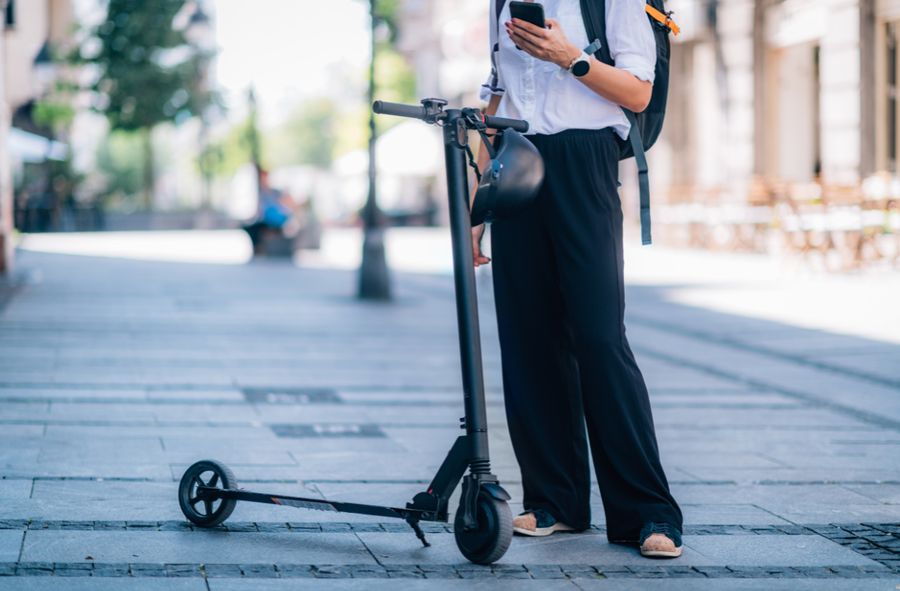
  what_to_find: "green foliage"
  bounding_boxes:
[33,100,76,132]
[374,0,401,44]
[204,115,264,178]
[374,48,416,105]
[95,131,145,201]
[82,0,211,132]
[266,99,338,169]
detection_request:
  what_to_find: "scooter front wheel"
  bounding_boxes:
[178,459,237,528]
[453,492,513,564]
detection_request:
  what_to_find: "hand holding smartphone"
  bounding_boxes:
[508,1,546,50]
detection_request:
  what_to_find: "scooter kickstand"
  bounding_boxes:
[406,516,430,547]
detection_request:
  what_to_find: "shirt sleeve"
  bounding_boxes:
[479,1,505,102]
[606,0,656,83]
[480,56,505,102]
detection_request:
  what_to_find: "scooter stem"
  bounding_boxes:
[442,109,491,471]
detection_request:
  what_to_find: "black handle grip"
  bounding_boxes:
[372,100,427,120]
[484,115,529,133]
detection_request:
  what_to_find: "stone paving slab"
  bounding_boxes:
[358,531,720,566]
[0,530,23,562]
[0,480,32,500]
[20,530,377,565]
[575,580,897,590]
[207,581,580,590]
[684,535,881,567]
[2,237,899,587]
[759,505,900,525]
[0,580,206,591]
[678,504,792,526]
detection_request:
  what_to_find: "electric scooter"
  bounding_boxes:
[178,98,530,564]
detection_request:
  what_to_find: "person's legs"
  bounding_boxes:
[490,159,592,531]
[539,129,682,543]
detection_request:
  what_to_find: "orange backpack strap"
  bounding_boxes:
[645,4,680,36]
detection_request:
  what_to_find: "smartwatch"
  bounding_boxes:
[568,51,591,78]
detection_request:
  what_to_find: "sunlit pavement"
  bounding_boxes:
[1,228,898,589]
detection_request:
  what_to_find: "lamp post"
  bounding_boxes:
[357,0,391,300]
[186,1,213,213]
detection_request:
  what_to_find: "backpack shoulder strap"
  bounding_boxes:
[486,0,508,95]
[580,0,611,65]
[490,0,507,49]
[580,0,653,246]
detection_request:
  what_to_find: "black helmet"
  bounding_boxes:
[470,129,544,226]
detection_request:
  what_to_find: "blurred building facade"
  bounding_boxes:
[658,0,865,201]
[396,0,899,265]
[0,0,73,271]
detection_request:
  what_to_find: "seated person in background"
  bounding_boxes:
[242,169,297,253]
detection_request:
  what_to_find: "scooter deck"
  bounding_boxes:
[199,486,441,521]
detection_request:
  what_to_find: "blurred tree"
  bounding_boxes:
[266,99,338,169]
[96,131,145,206]
[79,0,214,210]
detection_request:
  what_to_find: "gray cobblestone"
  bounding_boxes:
[349,565,389,578]
[0,560,899,580]
[660,566,701,578]
[275,563,315,578]
[58,521,93,530]
[312,565,353,578]
[93,521,128,530]
[526,564,566,578]
[560,565,602,578]
[419,565,459,578]
[379,522,410,533]
[629,566,669,578]
[129,563,167,577]
[223,523,258,533]
[53,562,92,576]
[287,522,321,532]
[346,523,382,532]
[239,564,278,577]
[92,563,130,577]
[793,566,836,578]
[692,566,731,577]
[166,563,202,577]
[15,562,54,576]
[319,523,353,532]
[255,522,290,533]
[385,565,425,578]
[456,568,495,579]
[202,563,242,578]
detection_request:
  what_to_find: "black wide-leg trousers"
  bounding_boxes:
[490,127,682,541]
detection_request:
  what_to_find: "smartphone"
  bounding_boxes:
[509,1,546,28]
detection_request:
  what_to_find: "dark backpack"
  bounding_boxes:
[490,0,678,245]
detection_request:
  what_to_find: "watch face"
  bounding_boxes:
[572,59,590,77]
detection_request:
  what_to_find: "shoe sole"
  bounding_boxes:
[513,523,575,537]
[640,546,684,558]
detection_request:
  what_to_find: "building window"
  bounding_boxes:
[5,0,15,28]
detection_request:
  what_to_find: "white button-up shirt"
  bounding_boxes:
[481,0,657,139]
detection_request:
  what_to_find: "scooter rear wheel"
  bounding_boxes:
[453,491,513,564]
[178,459,237,528]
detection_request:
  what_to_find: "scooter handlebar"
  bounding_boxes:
[372,100,427,119]
[483,114,529,133]
[373,100,529,133]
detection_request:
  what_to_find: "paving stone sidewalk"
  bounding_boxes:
[0,233,898,590]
